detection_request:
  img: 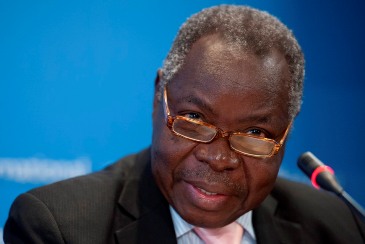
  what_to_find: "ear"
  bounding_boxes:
[153,69,163,117]
[154,69,163,92]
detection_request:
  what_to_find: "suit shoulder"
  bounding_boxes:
[272,177,348,215]
[254,178,365,243]
[272,177,365,240]
[4,149,150,243]
[28,149,148,202]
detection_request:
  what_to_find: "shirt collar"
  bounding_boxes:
[169,206,256,240]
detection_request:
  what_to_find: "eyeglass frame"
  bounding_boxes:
[162,86,292,158]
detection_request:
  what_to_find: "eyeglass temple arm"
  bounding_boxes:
[163,87,171,118]
[272,120,293,154]
[278,120,293,145]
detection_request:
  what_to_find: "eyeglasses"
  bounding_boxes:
[163,86,292,158]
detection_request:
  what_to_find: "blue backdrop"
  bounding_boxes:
[1,0,365,239]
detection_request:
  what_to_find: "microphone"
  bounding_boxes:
[297,151,365,223]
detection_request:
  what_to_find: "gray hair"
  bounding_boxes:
[159,5,305,119]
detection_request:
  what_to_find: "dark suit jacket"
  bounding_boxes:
[4,148,365,243]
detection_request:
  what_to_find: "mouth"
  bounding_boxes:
[179,180,233,211]
[196,186,219,196]
[186,179,231,197]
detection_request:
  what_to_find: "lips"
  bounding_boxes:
[185,179,233,196]
[192,183,227,197]
[196,186,219,196]
[178,181,230,211]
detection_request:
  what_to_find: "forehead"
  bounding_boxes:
[168,34,291,124]
[171,34,290,97]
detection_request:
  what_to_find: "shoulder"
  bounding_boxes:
[272,177,350,220]
[273,177,340,205]
[28,149,148,205]
[272,177,348,214]
[4,148,151,243]
[270,177,365,242]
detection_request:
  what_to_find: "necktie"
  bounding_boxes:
[194,222,244,244]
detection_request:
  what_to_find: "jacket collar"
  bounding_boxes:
[253,186,304,244]
[114,148,177,244]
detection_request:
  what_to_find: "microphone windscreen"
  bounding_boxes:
[297,151,324,178]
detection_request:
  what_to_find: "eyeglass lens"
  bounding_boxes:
[172,118,216,142]
[172,117,275,156]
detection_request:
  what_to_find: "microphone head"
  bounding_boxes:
[297,151,324,178]
[297,151,343,194]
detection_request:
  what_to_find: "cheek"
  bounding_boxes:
[243,155,282,208]
[151,122,197,203]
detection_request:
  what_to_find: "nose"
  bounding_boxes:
[194,138,241,172]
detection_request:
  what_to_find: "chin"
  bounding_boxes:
[175,205,246,228]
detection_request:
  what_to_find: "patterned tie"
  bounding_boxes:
[194,222,244,244]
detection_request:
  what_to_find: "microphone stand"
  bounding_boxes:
[338,191,365,224]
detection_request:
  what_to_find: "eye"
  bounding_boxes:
[183,112,202,120]
[246,128,268,138]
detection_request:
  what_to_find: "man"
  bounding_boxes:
[4,5,365,244]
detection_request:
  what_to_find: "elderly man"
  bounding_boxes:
[4,5,365,244]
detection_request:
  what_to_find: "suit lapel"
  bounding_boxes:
[253,190,304,244]
[114,202,176,244]
[114,149,177,244]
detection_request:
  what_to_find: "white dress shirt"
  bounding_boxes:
[169,206,256,244]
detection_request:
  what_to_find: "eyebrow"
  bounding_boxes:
[237,115,272,125]
[177,95,273,125]
[178,95,216,115]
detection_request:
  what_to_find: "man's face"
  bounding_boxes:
[151,34,291,228]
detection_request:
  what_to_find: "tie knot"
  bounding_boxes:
[194,222,244,244]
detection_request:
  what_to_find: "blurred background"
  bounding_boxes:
[1,0,365,238]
